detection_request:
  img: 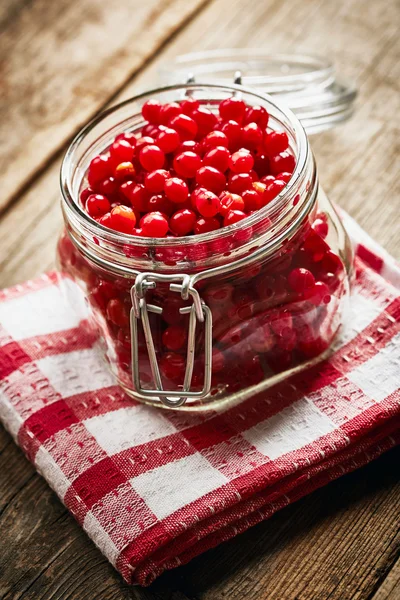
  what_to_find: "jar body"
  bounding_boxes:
[57,187,351,410]
[58,83,352,410]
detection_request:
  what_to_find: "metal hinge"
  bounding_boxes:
[130,273,212,408]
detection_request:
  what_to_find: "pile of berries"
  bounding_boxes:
[80,96,296,237]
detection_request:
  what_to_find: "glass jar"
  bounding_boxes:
[57,82,353,411]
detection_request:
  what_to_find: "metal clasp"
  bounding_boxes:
[130,273,212,408]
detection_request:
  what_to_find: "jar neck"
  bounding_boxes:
[60,83,316,278]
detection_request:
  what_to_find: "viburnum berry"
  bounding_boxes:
[195,189,220,218]
[180,97,200,115]
[228,172,253,194]
[130,184,149,211]
[264,131,289,156]
[109,139,134,165]
[242,189,262,211]
[241,123,263,150]
[219,97,246,123]
[203,146,230,172]
[142,99,162,124]
[88,155,111,186]
[106,298,129,327]
[262,179,286,204]
[86,194,110,217]
[173,151,202,178]
[156,127,180,153]
[220,120,242,149]
[224,209,246,226]
[219,192,245,216]
[202,130,229,150]
[164,177,189,203]
[115,131,137,146]
[229,149,254,173]
[196,166,226,194]
[140,212,169,237]
[244,105,269,128]
[147,194,174,215]
[170,208,196,236]
[194,216,221,234]
[96,177,117,197]
[109,205,137,233]
[144,169,169,193]
[159,102,181,125]
[287,268,315,293]
[191,107,218,135]
[270,151,296,175]
[160,352,185,381]
[169,114,198,140]
[162,325,187,351]
[139,145,165,171]
[114,161,135,180]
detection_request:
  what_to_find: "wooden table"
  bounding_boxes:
[0,0,399,598]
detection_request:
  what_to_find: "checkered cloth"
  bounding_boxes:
[0,212,399,586]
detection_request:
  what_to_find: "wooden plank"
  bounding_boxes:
[0,0,399,289]
[371,559,400,600]
[0,0,210,214]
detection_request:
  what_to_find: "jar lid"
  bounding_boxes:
[160,50,357,134]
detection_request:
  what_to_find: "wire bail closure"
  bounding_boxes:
[130,273,213,407]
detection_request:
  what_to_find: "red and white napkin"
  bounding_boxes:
[0,211,399,586]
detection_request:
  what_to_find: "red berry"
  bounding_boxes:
[159,102,181,125]
[203,146,230,172]
[130,184,149,211]
[110,205,137,233]
[264,131,289,156]
[219,97,246,123]
[141,212,169,237]
[228,173,253,194]
[220,120,242,149]
[156,127,180,153]
[136,136,155,151]
[106,298,129,327]
[88,155,111,186]
[96,177,117,196]
[114,161,135,180]
[98,212,112,227]
[162,325,187,351]
[241,123,263,150]
[115,131,137,146]
[147,194,174,215]
[288,268,315,293]
[170,208,196,236]
[139,145,165,171]
[244,105,269,128]
[191,107,218,135]
[195,189,220,218]
[229,149,254,173]
[110,139,134,165]
[173,151,202,178]
[196,166,226,194]
[80,187,93,205]
[164,177,189,204]
[86,194,110,218]
[224,210,246,226]
[275,171,292,183]
[144,169,169,193]
[169,114,198,140]
[202,130,229,150]
[303,281,331,305]
[160,352,185,381]
[242,189,262,211]
[219,192,245,216]
[262,179,287,204]
[142,99,162,124]
[180,97,200,115]
[312,217,328,238]
[194,216,220,234]
[270,151,296,175]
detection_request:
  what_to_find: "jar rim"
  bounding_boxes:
[60,81,310,250]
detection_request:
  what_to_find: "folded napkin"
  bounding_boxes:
[0,211,399,586]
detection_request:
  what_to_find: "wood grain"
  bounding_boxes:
[0,0,210,213]
[0,0,399,598]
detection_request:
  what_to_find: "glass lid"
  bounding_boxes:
[159,50,357,134]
